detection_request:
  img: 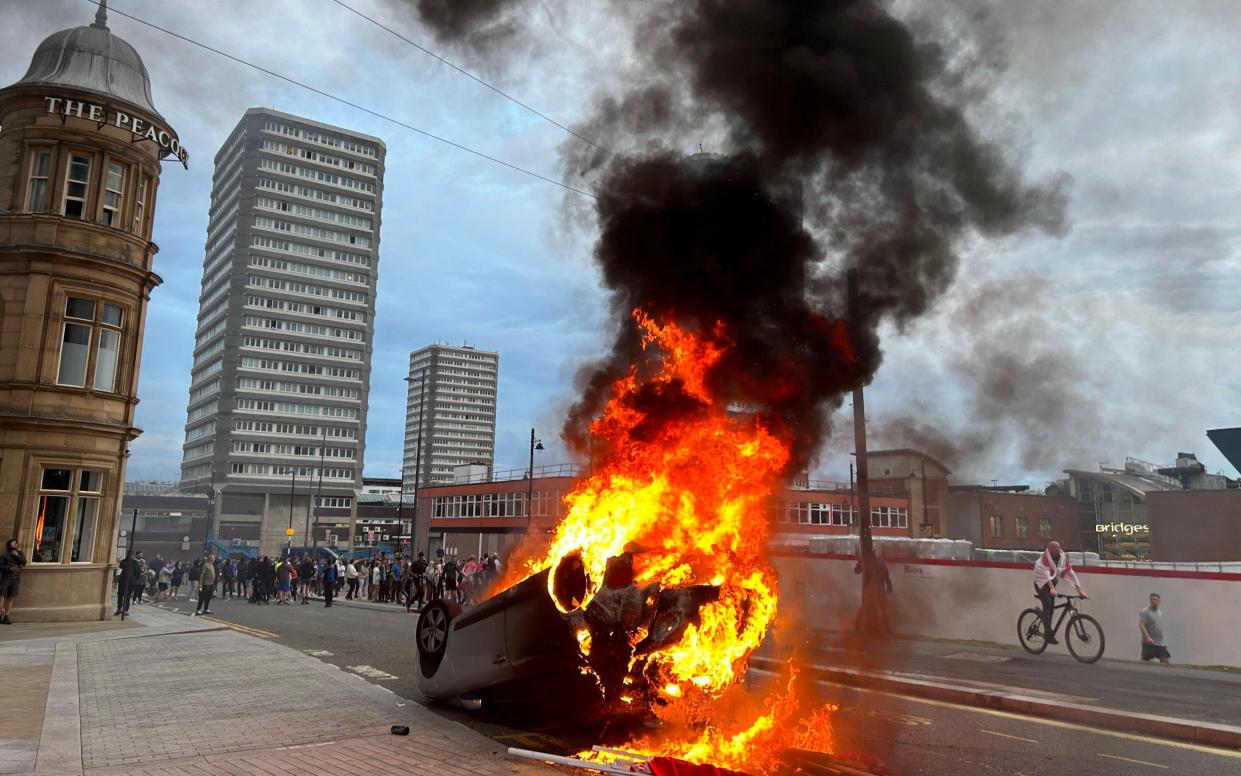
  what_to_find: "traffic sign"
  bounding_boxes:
[286,527,295,536]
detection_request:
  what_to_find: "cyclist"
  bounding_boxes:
[1032,540,1087,644]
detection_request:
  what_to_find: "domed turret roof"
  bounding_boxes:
[11,1,162,120]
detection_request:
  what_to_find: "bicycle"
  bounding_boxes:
[1018,594,1106,663]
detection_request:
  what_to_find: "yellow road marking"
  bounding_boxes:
[809,678,1241,760]
[1098,753,1169,769]
[980,729,1039,744]
[200,616,278,639]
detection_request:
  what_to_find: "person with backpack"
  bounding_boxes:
[275,557,293,604]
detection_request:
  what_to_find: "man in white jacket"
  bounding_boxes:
[1032,541,1087,644]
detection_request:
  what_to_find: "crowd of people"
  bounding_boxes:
[112,548,506,616]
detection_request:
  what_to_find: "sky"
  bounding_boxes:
[2,0,1238,487]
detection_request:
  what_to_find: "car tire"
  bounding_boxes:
[417,599,460,678]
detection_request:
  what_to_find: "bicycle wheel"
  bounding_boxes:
[1066,613,1105,663]
[1017,608,1049,654]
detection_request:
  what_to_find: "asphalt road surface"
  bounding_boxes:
[143,594,1241,776]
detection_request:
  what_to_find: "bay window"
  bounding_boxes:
[56,297,125,391]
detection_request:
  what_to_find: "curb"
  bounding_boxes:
[750,656,1241,751]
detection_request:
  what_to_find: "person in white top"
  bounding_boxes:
[345,559,359,600]
[1032,540,1087,644]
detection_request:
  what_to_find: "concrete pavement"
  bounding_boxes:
[0,604,551,776]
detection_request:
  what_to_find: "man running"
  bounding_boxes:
[1032,540,1087,644]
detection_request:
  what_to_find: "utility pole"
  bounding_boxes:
[527,428,543,523]
[848,268,885,635]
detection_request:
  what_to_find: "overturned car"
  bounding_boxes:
[415,553,722,716]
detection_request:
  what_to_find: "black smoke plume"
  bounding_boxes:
[402,0,1069,473]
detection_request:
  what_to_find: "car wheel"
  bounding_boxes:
[417,599,458,677]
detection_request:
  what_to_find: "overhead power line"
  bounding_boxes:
[330,0,614,160]
[83,0,596,199]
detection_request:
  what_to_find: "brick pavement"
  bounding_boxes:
[0,605,555,776]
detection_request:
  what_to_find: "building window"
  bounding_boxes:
[989,515,1004,538]
[100,162,125,227]
[32,468,103,563]
[1016,516,1029,538]
[62,153,92,219]
[133,175,149,235]
[1039,518,1052,539]
[72,471,103,562]
[871,506,908,529]
[26,149,53,212]
[56,298,125,391]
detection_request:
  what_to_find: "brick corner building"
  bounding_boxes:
[0,3,186,620]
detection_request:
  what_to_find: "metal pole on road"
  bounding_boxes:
[848,268,884,635]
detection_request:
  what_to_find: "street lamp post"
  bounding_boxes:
[527,428,544,522]
[312,427,326,550]
[404,371,428,555]
[195,469,216,554]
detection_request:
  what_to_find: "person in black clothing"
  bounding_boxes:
[408,552,429,612]
[297,555,315,604]
[0,538,28,624]
[219,559,235,599]
[254,556,276,604]
[115,551,142,616]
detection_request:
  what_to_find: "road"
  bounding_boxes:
[142,594,1241,775]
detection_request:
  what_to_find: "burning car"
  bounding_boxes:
[415,567,589,707]
[416,552,724,714]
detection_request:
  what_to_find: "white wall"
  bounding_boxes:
[773,553,1241,668]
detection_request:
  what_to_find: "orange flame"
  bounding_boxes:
[523,311,787,692]
[586,670,837,774]
[511,310,835,772]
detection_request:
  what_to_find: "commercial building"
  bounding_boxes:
[123,480,181,496]
[177,109,385,557]
[867,449,951,537]
[402,344,498,489]
[0,4,186,620]
[947,486,1080,551]
[116,493,210,565]
[402,466,912,562]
